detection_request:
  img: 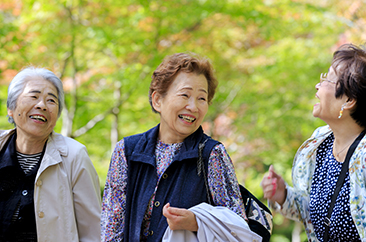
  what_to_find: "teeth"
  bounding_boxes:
[30,115,46,122]
[179,115,196,123]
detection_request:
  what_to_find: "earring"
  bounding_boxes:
[338,103,347,119]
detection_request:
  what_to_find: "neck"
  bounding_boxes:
[330,120,364,161]
[331,122,364,142]
[15,133,48,155]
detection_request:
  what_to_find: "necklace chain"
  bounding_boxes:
[334,139,353,157]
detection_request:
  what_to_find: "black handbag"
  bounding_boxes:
[240,184,272,242]
[198,139,273,242]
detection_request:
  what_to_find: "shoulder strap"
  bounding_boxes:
[197,139,211,204]
[323,130,365,241]
[197,137,220,205]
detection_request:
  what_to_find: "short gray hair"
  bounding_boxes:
[7,66,64,124]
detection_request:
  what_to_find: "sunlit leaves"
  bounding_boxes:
[0,1,364,239]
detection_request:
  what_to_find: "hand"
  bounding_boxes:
[261,165,287,206]
[162,203,198,231]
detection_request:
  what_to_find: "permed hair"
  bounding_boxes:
[149,52,218,113]
[332,43,366,128]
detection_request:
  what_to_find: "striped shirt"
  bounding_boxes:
[17,152,42,175]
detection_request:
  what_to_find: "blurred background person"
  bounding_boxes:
[261,43,366,241]
[0,66,101,242]
[101,52,247,241]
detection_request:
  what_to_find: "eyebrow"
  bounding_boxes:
[180,87,208,94]
[28,90,58,99]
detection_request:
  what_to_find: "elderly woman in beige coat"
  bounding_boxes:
[0,66,101,242]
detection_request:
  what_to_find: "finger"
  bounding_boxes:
[163,203,170,212]
[271,178,277,197]
[261,175,271,188]
[261,165,273,187]
[263,186,274,199]
[167,206,187,216]
[268,165,274,178]
[163,203,172,217]
[270,165,283,181]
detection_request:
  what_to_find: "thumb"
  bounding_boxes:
[163,203,172,217]
[166,206,184,216]
[269,165,279,179]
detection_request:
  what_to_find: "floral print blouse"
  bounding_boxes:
[273,125,366,242]
[101,138,245,241]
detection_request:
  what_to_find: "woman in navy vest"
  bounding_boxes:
[101,52,246,241]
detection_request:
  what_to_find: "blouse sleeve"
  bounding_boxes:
[207,143,246,220]
[101,139,128,242]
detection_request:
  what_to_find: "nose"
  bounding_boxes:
[35,99,47,111]
[186,99,198,112]
[315,82,320,90]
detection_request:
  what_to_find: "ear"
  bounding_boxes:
[7,109,13,118]
[345,99,356,110]
[151,91,162,113]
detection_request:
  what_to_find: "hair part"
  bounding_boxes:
[7,66,64,125]
[332,43,366,128]
[149,52,218,113]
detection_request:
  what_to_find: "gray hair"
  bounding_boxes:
[7,66,64,124]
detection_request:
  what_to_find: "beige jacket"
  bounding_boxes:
[0,129,101,242]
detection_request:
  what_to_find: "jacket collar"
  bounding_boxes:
[1,129,69,175]
[0,131,18,170]
[0,129,68,156]
[0,129,16,151]
[130,124,207,165]
[37,132,67,174]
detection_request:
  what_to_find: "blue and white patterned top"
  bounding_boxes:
[310,134,360,241]
[101,138,245,241]
[272,125,366,242]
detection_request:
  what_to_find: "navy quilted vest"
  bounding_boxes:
[123,124,218,241]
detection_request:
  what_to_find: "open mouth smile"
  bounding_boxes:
[178,114,196,123]
[30,115,47,122]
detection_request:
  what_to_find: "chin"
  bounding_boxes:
[312,108,319,118]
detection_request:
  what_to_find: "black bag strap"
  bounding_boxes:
[323,130,365,241]
[197,138,273,242]
[197,138,212,205]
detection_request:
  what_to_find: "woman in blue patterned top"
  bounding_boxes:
[101,52,246,241]
[261,43,366,241]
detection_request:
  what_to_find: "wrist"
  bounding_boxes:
[277,186,287,206]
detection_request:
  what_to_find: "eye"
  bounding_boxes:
[181,94,189,98]
[199,97,207,101]
[47,98,57,104]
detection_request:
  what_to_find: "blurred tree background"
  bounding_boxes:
[0,0,365,240]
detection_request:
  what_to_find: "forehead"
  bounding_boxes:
[23,77,58,94]
[170,72,208,90]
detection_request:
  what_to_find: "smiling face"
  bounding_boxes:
[313,66,348,123]
[7,77,59,142]
[152,71,209,144]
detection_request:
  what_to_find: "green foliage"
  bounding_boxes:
[0,0,363,240]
